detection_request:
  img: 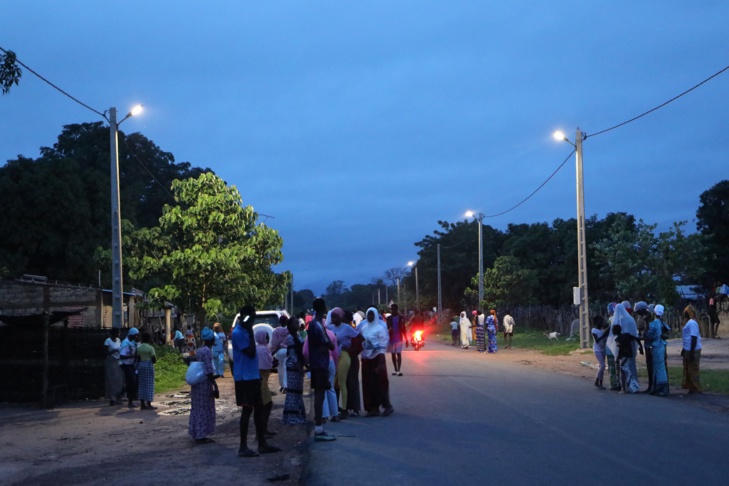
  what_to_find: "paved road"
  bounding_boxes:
[303,341,729,486]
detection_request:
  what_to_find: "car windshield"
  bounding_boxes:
[255,314,281,328]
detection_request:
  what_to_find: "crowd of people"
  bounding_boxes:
[451,309,515,354]
[103,327,159,410]
[591,300,703,396]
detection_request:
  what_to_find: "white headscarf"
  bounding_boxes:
[613,303,638,337]
[459,311,471,328]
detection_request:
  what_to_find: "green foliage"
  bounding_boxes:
[696,180,729,283]
[127,172,287,323]
[0,48,22,94]
[154,345,188,393]
[470,255,538,310]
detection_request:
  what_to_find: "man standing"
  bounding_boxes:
[232,305,281,457]
[119,327,139,408]
[502,311,515,349]
[309,298,337,441]
[386,304,408,376]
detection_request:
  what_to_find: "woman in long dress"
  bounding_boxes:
[103,328,124,406]
[188,327,219,443]
[487,310,498,353]
[475,311,486,353]
[646,305,670,396]
[459,312,472,350]
[282,318,307,425]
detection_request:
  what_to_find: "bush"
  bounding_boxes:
[154,345,188,394]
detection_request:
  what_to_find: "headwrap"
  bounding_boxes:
[654,304,665,317]
[127,327,139,336]
[331,307,344,318]
[201,327,214,342]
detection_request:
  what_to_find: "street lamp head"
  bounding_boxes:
[129,104,143,117]
[464,210,474,218]
[552,130,567,142]
[407,261,415,267]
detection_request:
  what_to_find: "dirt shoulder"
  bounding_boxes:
[2,336,728,485]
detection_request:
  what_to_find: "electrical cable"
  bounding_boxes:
[588,64,729,138]
[483,149,575,219]
[121,136,176,201]
[1,46,105,117]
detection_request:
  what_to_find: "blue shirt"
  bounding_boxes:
[232,325,260,381]
[328,323,359,351]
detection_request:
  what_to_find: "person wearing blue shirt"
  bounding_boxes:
[232,305,281,457]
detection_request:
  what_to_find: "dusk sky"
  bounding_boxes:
[2,2,728,295]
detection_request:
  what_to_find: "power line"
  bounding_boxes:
[483,149,575,219]
[588,64,729,138]
[0,46,105,117]
[121,136,176,201]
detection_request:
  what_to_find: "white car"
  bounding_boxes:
[227,310,290,364]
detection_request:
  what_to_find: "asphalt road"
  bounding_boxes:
[303,341,729,486]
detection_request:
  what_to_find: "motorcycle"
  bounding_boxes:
[412,329,425,351]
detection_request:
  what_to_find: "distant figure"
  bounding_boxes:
[255,328,276,440]
[271,316,290,393]
[136,332,157,410]
[502,311,515,349]
[591,316,609,390]
[475,310,486,353]
[119,327,140,408]
[103,328,124,406]
[173,327,185,352]
[344,310,364,417]
[189,327,219,444]
[708,293,721,339]
[645,305,670,396]
[487,310,498,354]
[459,312,472,349]
[681,305,703,394]
[328,307,360,419]
[308,298,337,441]
[450,316,460,346]
[212,323,226,377]
[281,317,307,425]
[387,304,409,375]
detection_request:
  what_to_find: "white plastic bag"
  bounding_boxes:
[185,361,207,386]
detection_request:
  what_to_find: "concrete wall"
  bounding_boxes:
[0,279,101,327]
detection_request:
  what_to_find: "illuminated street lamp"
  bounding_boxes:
[553,128,589,349]
[407,261,419,311]
[465,210,484,310]
[107,104,143,329]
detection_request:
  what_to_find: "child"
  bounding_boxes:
[614,324,643,393]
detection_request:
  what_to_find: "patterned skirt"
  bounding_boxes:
[281,368,307,425]
[487,326,498,353]
[137,361,155,401]
[189,381,216,440]
[476,325,485,352]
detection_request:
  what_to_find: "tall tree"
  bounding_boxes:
[127,172,287,323]
[469,255,538,310]
[696,180,729,283]
[0,48,22,94]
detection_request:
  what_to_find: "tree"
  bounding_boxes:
[468,255,537,310]
[0,48,22,94]
[696,180,729,283]
[127,172,287,323]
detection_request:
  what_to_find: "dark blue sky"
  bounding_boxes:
[2,2,728,294]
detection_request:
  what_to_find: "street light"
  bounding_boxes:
[465,210,484,310]
[553,128,589,349]
[107,104,143,329]
[407,261,419,311]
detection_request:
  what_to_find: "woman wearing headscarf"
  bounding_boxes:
[281,318,307,425]
[103,327,124,406]
[487,310,498,354]
[360,307,394,417]
[344,310,364,416]
[604,302,620,390]
[645,304,671,396]
[270,316,290,392]
[475,310,486,353]
[611,303,641,390]
[681,305,703,394]
[255,328,276,438]
[320,310,340,422]
[212,323,226,377]
[591,315,609,390]
[136,332,157,410]
[459,312,472,350]
[188,327,219,444]
[328,307,360,419]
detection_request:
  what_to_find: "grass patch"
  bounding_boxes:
[510,329,581,356]
[154,345,188,394]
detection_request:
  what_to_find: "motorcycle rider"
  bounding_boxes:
[409,309,425,351]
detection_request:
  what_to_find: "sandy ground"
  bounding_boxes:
[1,335,728,485]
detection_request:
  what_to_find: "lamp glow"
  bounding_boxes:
[553,130,566,141]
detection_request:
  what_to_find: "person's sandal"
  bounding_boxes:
[238,448,259,457]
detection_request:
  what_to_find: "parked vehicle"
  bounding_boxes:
[227,310,290,365]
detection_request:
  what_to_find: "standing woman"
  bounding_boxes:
[487,310,498,354]
[344,310,363,417]
[681,305,703,394]
[328,307,359,419]
[646,305,671,396]
[104,328,124,406]
[136,332,157,410]
[255,328,276,437]
[475,311,486,353]
[591,316,609,390]
[270,316,290,393]
[189,327,219,444]
[459,312,472,350]
[119,328,140,408]
[212,323,227,377]
[282,317,307,425]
